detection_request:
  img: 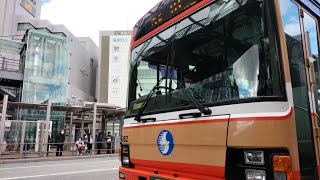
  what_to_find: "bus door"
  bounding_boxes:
[280,0,320,178]
[301,8,320,179]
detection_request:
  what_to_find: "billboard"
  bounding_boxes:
[108,35,131,107]
[21,0,37,17]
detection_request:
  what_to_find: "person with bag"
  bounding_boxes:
[75,137,85,156]
[106,132,113,154]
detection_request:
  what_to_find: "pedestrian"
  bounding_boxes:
[106,132,113,154]
[55,129,65,156]
[75,137,85,156]
[83,134,88,152]
[86,133,92,154]
[47,135,51,156]
[83,134,88,144]
[97,131,104,154]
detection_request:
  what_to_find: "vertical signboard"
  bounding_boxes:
[21,0,37,17]
[108,35,131,107]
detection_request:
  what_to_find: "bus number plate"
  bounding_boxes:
[150,176,170,180]
[122,136,128,142]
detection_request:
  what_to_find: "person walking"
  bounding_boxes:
[55,129,65,156]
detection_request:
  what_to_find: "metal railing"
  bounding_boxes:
[0,140,118,159]
[0,58,24,73]
[0,95,125,161]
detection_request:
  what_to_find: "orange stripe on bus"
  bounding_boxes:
[293,170,301,180]
[131,158,225,178]
[124,108,294,129]
[131,0,213,48]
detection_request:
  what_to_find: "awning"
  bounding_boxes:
[0,37,25,54]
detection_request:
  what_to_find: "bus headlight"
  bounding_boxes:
[122,146,129,154]
[245,169,266,180]
[122,156,129,165]
[121,145,131,166]
[119,172,126,179]
[244,151,264,165]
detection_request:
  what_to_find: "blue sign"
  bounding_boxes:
[112,38,128,43]
[157,130,174,156]
[148,64,177,80]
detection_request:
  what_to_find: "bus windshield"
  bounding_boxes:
[127,0,284,117]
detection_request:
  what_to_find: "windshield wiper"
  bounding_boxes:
[134,78,164,122]
[175,81,212,116]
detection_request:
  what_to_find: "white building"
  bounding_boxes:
[98,31,131,108]
[0,0,41,37]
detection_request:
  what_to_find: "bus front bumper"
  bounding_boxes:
[119,166,196,180]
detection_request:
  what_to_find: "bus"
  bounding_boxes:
[119,0,320,179]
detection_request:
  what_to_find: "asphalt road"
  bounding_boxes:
[0,157,120,180]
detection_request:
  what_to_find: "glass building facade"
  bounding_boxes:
[22,30,69,104]
[20,30,70,137]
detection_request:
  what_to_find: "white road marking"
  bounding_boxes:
[1,168,118,179]
[0,160,119,170]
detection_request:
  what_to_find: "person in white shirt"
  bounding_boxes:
[75,138,85,156]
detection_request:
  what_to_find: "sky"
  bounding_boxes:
[280,0,318,54]
[41,0,160,46]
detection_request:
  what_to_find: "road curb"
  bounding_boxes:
[0,154,119,164]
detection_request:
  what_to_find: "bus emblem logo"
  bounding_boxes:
[157,130,174,156]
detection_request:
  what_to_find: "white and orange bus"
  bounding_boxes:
[119,0,320,179]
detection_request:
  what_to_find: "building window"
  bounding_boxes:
[17,23,35,31]
[54,32,67,37]
[37,28,52,33]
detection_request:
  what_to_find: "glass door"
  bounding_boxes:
[301,9,320,179]
[280,0,320,178]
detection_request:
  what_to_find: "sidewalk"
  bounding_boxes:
[0,151,119,164]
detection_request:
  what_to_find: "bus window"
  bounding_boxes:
[127,0,284,117]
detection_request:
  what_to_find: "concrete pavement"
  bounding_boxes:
[0,156,120,180]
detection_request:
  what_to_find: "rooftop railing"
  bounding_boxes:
[0,58,24,73]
